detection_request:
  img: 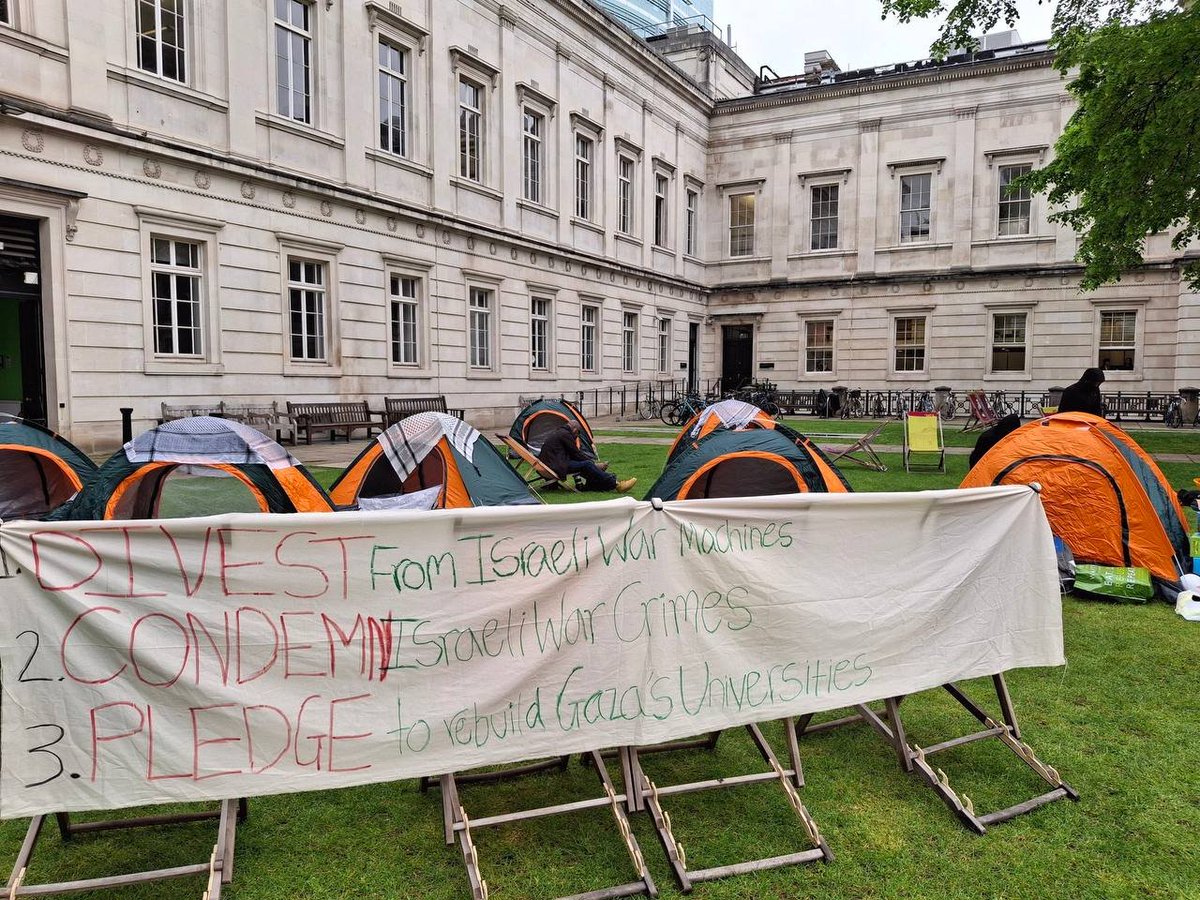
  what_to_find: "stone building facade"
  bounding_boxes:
[0,1,1195,450]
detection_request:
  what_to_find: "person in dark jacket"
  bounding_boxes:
[537,421,637,492]
[968,413,1021,470]
[1058,367,1106,417]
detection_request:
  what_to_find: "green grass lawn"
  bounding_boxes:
[5,436,1199,898]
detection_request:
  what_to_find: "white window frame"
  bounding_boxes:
[274,0,313,125]
[278,236,342,376]
[287,258,327,363]
[898,171,934,244]
[622,309,639,374]
[657,316,672,374]
[529,295,552,373]
[136,0,188,84]
[0,0,12,26]
[149,236,203,359]
[136,209,223,376]
[891,313,930,375]
[617,155,636,236]
[573,133,594,221]
[377,36,409,157]
[653,172,670,249]
[458,75,485,183]
[464,277,500,375]
[521,106,545,205]
[728,192,756,258]
[801,317,837,376]
[997,163,1034,237]
[1094,305,1144,376]
[388,274,421,368]
[684,187,699,257]
[580,301,600,375]
[989,310,1029,374]
[809,182,840,251]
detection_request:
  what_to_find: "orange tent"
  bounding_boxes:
[961,412,1189,584]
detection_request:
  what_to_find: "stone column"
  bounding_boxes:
[770,132,793,280]
[856,119,880,275]
[950,106,977,269]
[65,3,108,117]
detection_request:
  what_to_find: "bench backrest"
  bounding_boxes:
[287,401,372,423]
[385,396,449,417]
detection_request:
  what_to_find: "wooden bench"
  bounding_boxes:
[383,396,465,429]
[221,401,296,445]
[286,401,383,444]
[159,401,223,423]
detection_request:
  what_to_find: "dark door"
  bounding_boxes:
[0,216,46,422]
[721,324,753,391]
[687,322,699,393]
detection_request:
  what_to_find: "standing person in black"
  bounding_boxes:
[1058,367,1106,417]
[537,421,637,493]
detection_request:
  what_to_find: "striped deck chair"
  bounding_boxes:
[962,390,999,432]
[903,411,945,473]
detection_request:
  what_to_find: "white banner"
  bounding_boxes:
[0,486,1062,818]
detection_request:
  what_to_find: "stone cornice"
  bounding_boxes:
[713,52,1056,116]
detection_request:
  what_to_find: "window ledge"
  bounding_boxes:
[682,253,706,266]
[985,371,1033,382]
[388,367,435,379]
[108,66,229,111]
[890,372,931,381]
[366,147,433,178]
[255,112,345,148]
[517,199,559,219]
[722,254,770,263]
[571,217,604,235]
[972,235,1057,247]
[798,370,838,379]
[615,232,642,248]
[788,248,857,260]
[451,177,503,202]
[652,244,673,255]
[466,370,503,380]
[284,361,343,377]
[877,242,953,253]
[0,27,69,63]
[144,360,225,376]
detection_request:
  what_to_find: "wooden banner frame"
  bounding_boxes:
[795,673,1078,833]
[4,799,247,898]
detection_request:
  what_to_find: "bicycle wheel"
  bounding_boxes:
[659,399,680,426]
[636,396,655,420]
[939,398,958,422]
[762,399,781,418]
[1166,406,1183,428]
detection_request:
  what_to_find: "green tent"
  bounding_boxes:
[0,415,97,519]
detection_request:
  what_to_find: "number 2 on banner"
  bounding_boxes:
[24,724,66,788]
[16,630,54,683]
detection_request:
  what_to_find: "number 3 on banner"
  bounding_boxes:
[25,724,65,788]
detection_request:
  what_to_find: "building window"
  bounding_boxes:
[581,304,598,373]
[137,0,187,82]
[378,38,408,157]
[0,0,10,25]
[622,311,638,373]
[899,173,931,243]
[458,78,483,182]
[521,109,544,203]
[468,286,492,369]
[530,297,550,371]
[729,192,755,257]
[150,237,202,357]
[1098,310,1137,371]
[998,164,1032,236]
[658,317,671,373]
[805,320,834,373]
[653,174,669,248]
[575,135,593,220]
[287,257,326,361]
[389,274,419,366]
[894,316,926,372]
[617,156,634,235]
[275,0,312,124]
[685,188,698,256]
[991,312,1027,372]
[810,184,839,250]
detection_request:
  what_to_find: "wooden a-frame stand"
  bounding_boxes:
[796,674,1078,834]
[624,718,832,892]
[4,798,247,898]
[439,750,658,900]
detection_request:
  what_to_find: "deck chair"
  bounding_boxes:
[962,390,999,432]
[903,412,945,473]
[495,435,578,492]
[827,418,890,472]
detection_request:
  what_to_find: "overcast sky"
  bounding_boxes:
[719,0,1057,75]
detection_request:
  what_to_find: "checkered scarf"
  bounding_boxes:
[378,412,479,483]
[125,416,298,470]
[689,399,762,438]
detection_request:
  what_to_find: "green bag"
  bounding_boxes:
[1073,564,1155,603]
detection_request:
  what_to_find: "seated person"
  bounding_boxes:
[538,421,637,493]
[1058,367,1106,417]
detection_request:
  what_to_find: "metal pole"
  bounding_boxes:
[120,407,134,444]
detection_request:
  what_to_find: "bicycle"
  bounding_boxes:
[840,389,865,419]
[989,391,1018,418]
[1165,394,1184,428]
[660,392,705,427]
[913,391,935,413]
[868,391,887,418]
[936,390,960,422]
